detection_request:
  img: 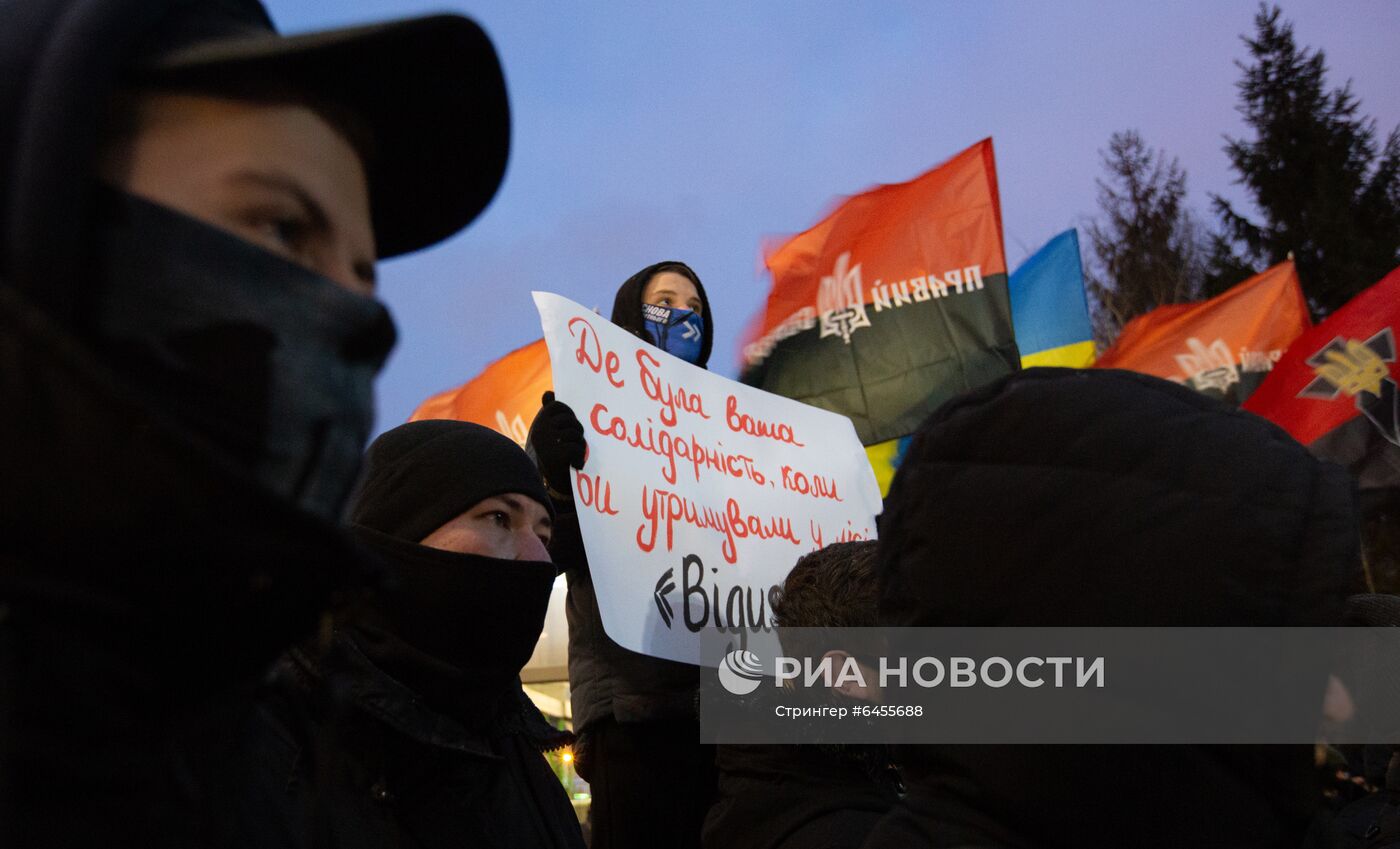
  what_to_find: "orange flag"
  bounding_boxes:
[410,338,552,446]
[1094,260,1311,405]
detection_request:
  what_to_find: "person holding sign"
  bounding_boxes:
[238,420,585,848]
[529,260,716,849]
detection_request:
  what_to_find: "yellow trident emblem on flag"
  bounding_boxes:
[1313,339,1390,398]
[1297,328,1400,450]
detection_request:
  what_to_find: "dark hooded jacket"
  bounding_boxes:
[0,284,368,847]
[863,368,1362,849]
[229,631,580,849]
[227,420,586,849]
[1,0,172,321]
[0,2,373,844]
[1,2,344,846]
[703,743,902,849]
[228,536,585,849]
[557,261,713,736]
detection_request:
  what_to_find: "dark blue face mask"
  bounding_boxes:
[642,302,705,364]
[90,188,397,522]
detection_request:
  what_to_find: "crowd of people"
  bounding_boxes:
[1,0,1395,847]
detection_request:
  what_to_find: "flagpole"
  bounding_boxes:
[1360,545,1377,593]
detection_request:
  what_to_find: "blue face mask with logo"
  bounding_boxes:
[642,302,705,364]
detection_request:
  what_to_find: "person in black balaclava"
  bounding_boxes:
[863,367,1363,849]
[528,260,717,849]
[234,420,585,849]
[0,0,509,844]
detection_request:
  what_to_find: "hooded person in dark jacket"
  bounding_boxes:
[862,368,1363,849]
[233,420,585,849]
[0,0,508,844]
[528,260,716,848]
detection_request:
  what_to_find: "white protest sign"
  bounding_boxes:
[534,292,881,665]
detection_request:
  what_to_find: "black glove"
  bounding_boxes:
[527,391,587,498]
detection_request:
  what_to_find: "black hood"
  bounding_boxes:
[870,367,1362,849]
[0,0,176,323]
[611,259,714,369]
[879,367,1359,630]
[352,419,555,544]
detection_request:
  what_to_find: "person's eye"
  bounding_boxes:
[236,202,314,256]
[538,532,553,549]
[491,510,511,529]
[260,214,311,250]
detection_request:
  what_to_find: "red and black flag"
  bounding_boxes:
[1244,266,1400,490]
[1093,261,1310,406]
[738,139,1017,445]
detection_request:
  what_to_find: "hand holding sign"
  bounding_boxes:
[534,292,881,665]
[527,390,587,496]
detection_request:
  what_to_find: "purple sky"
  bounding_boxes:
[267,1,1400,434]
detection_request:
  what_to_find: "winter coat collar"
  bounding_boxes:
[287,631,573,760]
[0,283,368,685]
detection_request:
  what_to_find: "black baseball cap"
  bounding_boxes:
[131,0,510,260]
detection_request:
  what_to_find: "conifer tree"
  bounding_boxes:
[1210,4,1400,314]
[1085,130,1205,346]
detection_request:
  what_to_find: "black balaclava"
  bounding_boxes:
[611,259,714,369]
[347,420,557,725]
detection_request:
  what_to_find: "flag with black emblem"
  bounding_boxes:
[739,138,1018,446]
[1244,265,1400,490]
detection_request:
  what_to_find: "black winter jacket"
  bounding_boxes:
[2,4,378,841]
[703,744,901,849]
[225,630,585,849]
[0,283,363,846]
[864,368,1363,849]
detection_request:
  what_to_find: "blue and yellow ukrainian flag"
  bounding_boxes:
[1008,228,1095,368]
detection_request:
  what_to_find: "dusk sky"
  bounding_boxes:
[267,1,1400,434]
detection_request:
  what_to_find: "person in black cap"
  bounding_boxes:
[233,420,585,849]
[863,368,1362,849]
[528,260,717,849]
[0,0,508,844]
